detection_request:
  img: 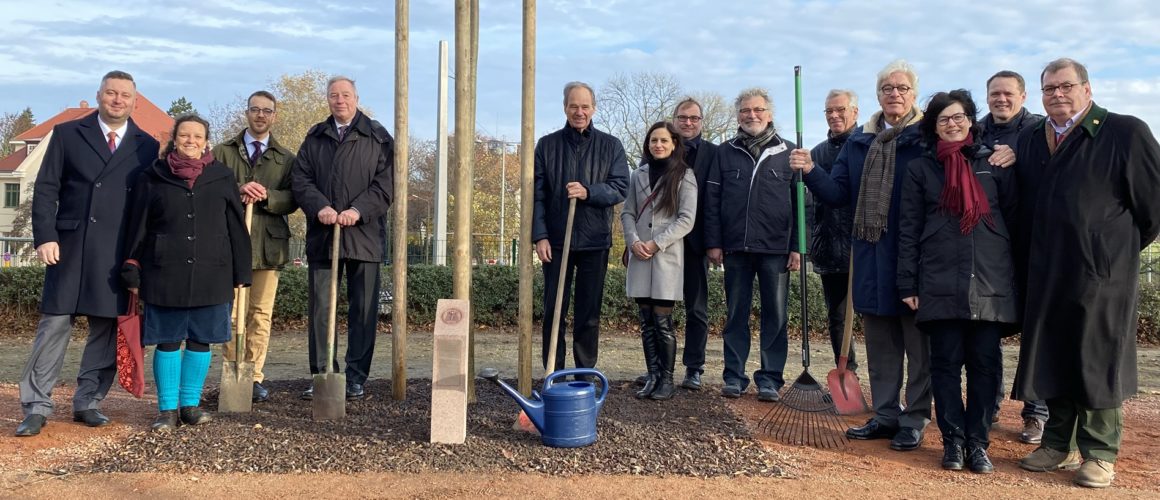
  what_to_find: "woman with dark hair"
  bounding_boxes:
[121,114,252,431]
[621,121,698,400]
[897,90,1018,473]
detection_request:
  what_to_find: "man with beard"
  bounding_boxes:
[211,90,298,403]
[704,87,800,402]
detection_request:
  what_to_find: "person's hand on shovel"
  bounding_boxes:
[789,149,814,174]
[902,296,920,311]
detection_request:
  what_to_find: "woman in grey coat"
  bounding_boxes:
[621,121,697,400]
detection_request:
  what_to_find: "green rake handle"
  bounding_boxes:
[794,65,809,369]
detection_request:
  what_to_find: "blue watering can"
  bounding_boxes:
[479,367,608,448]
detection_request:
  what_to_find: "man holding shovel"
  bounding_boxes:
[532,81,628,376]
[292,76,394,402]
[212,90,298,403]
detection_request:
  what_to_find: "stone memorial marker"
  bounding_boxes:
[430,298,469,443]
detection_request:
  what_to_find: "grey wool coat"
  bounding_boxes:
[620,164,697,300]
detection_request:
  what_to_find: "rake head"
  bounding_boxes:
[756,370,849,449]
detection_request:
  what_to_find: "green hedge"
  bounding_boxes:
[4,264,1160,344]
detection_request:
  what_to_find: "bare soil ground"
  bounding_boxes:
[1,329,1158,499]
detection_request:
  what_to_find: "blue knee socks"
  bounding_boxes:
[179,350,213,408]
[153,349,182,411]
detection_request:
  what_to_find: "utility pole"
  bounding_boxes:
[434,40,450,266]
[499,138,506,265]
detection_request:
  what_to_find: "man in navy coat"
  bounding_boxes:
[15,70,160,436]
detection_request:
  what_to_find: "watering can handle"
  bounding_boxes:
[545,368,609,405]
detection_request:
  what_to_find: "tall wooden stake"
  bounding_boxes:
[517,0,536,396]
[452,0,476,399]
[392,0,410,401]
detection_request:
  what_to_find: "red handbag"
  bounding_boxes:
[116,292,145,398]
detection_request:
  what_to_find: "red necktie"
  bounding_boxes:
[107,131,117,153]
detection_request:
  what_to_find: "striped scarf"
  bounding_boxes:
[853,109,920,243]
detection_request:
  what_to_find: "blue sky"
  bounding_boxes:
[2,0,1158,148]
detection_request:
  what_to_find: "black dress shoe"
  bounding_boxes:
[846,418,898,440]
[680,371,703,391]
[15,414,47,437]
[942,441,965,470]
[967,446,995,474]
[72,409,111,427]
[253,382,270,403]
[890,427,924,451]
[151,411,179,432]
[179,406,212,426]
[346,382,365,400]
[300,386,314,401]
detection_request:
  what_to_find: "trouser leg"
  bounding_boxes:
[753,254,789,392]
[540,248,574,371]
[570,250,608,369]
[224,269,278,382]
[344,260,380,384]
[964,321,1003,448]
[1042,398,1080,452]
[307,262,340,375]
[721,253,756,390]
[74,316,118,412]
[19,314,75,417]
[1076,404,1123,462]
[820,273,856,371]
[861,314,905,427]
[681,251,709,374]
[898,314,932,431]
[925,319,967,445]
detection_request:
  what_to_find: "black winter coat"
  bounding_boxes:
[808,131,854,274]
[978,108,1043,151]
[1012,103,1160,408]
[32,114,159,317]
[681,136,719,255]
[897,145,1019,327]
[123,159,252,308]
[704,131,799,255]
[292,111,395,263]
[532,123,629,251]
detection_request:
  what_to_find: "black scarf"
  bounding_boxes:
[737,123,777,160]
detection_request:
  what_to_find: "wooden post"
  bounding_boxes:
[452,0,475,391]
[517,0,536,396]
[392,0,410,401]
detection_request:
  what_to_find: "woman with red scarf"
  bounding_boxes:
[121,115,251,432]
[897,90,1019,474]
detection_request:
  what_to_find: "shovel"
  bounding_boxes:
[218,203,255,413]
[827,255,870,415]
[313,224,346,420]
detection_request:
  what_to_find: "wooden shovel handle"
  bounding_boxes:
[327,224,341,375]
[838,253,855,370]
[545,198,577,378]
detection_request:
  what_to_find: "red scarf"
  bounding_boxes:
[936,132,992,234]
[167,149,214,188]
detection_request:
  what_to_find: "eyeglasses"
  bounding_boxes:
[1041,81,1085,96]
[675,115,703,123]
[879,85,912,96]
[936,113,969,126]
[738,107,768,116]
[247,107,276,116]
[823,106,849,115]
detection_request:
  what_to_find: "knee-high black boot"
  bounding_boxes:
[650,312,677,400]
[635,306,659,399]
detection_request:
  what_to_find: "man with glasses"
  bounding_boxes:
[978,70,1048,444]
[704,87,799,402]
[1011,58,1160,489]
[211,90,298,403]
[809,89,859,374]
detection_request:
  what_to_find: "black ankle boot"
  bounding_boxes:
[635,307,659,399]
[179,406,212,426]
[650,312,677,400]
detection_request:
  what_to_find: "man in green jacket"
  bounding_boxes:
[211,90,298,402]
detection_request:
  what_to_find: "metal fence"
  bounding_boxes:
[0,237,36,267]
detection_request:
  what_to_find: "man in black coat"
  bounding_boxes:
[978,70,1049,445]
[16,70,160,436]
[672,97,718,390]
[292,76,394,401]
[1012,58,1160,489]
[532,81,629,373]
[809,89,859,374]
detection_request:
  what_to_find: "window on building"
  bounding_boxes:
[4,184,19,208]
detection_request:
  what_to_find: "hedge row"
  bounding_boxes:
[3,265,1160,344]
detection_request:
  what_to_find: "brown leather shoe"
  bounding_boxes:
[1074,458,1115,488]
[1020,417,1044,444]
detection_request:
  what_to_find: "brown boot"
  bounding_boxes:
[1019,447,1082,472]
[1074,458,1115,488]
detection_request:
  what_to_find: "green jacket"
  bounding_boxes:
[212,131,298,270]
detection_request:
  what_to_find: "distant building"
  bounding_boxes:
[0,95,173,246]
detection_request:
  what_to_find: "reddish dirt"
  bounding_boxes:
[2,384,1159,498]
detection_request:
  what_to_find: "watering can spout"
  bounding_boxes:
[478,368,545,433]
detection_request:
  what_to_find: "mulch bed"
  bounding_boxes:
[85,379,790,477]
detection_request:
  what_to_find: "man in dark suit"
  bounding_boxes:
[671,97,718,390]
[16,70,161,436]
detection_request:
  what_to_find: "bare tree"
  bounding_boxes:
[0,108,36,157]
[597,72,683,165]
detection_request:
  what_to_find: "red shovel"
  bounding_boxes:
[827,256,869,415]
